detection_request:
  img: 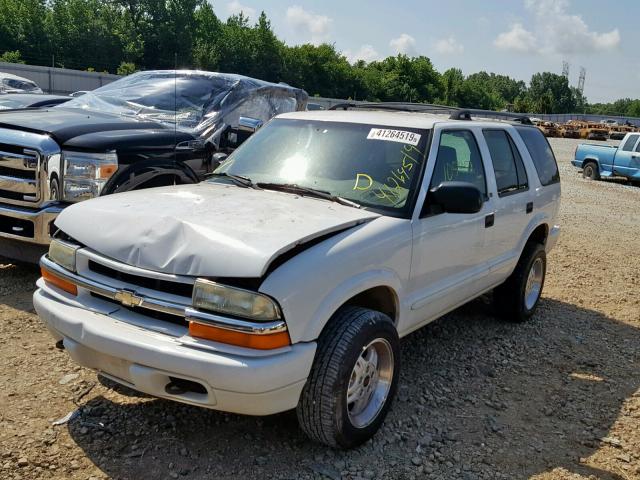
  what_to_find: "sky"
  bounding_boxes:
[219,0,638,103]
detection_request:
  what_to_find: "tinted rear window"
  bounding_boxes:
[515,126,560,186]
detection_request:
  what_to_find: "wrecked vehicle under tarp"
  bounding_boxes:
[59,70,309,152]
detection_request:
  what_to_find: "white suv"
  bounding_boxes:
[34,105,561,448]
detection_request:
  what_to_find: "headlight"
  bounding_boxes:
[48,239,80,272]
[62,150,118,202]
[192,279,281,321]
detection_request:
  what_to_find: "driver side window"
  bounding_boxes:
[430,130,487,197]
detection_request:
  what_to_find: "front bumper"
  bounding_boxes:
[571,159,582,169]
[33,288,316,415]
[0,202,63,244]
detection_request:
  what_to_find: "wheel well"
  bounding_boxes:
[582,158,598,168]
[343,286,398,323]
[132,173,185,190]
[527,224,548,246]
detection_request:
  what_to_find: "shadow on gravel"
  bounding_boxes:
[0,258,39,313]
[67,297,639,480]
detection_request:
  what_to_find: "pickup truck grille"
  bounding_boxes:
[0,145,40,204]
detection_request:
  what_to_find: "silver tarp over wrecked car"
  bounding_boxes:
[59,70,308,146]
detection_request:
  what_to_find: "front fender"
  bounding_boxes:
[295,269,403,343]
[259,217,412,344]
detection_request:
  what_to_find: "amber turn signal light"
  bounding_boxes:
[41,267,78,296]
[188,322,290,350]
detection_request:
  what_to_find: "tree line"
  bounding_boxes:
[1,0,638,117]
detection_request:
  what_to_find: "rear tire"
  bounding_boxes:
[582,162,600,180]
[297,306,400,449]
[494,242,546,323]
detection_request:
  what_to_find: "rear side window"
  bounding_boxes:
[483,130,528,196]
[515,126,560,186]
[621,134,639,152]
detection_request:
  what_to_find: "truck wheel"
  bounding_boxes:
[494,242,546,323]
[582,162,600,180]
[297,306,400,449]
[50,178,60,200]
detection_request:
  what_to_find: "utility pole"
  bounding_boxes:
[562,61,569,79]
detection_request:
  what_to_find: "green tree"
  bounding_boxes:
[0,0,51,65]
[440,68,464,106]
[527,72,576,113]
[116,61,136,75]
[282,43,359,98]
[0,50,25,63]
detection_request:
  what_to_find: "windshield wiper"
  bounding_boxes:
[256,183,361,209]
[206,172,256,188]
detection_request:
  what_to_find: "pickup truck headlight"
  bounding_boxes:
[48,239,80,272]
[62,151,118,202]
[192,279,281,321]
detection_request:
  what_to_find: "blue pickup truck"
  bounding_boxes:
[572,132,640,182]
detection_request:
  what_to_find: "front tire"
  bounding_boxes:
[297,307,400,449]
[494,242,546,322]
[50,177,60,200]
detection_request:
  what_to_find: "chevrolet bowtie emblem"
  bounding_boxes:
[114,289,144,308]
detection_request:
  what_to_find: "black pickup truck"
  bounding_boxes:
[0,70,307,261]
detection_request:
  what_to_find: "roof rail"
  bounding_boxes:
[449,110,472,120]
[329,102,461,114]
[328,102,534,125]
[508,116,533,125]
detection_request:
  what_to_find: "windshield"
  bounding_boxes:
[60,71,238,130]
[212,118,430,216]
[1,78,41,93]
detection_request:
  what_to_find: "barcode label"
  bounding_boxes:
[367,128,421,145]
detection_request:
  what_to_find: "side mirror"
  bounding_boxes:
[423,181,483,216]
[210,152,228,171]
[237,116,263,133]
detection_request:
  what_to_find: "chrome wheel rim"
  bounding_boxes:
[524,257,544,310]
[346,338,394,428]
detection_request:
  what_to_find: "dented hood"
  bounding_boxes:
[55,183,379,277]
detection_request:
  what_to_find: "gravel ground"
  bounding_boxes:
[1,137,639,480]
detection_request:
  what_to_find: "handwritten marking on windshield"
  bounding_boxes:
[372,144,424,204]
[353,173,373,190]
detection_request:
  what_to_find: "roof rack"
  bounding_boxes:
[328,102,533,125]
[329,102,460,115]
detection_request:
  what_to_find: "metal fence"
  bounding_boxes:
[0,62,119,95]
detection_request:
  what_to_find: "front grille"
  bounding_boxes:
[0,165,36,180]
[0,146,40,204]
[88,260,194,298]
[90,293,187,325]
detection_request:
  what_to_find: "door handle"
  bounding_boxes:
[485,213,494,228]
[526,202,533,214]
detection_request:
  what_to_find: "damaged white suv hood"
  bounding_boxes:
[55,183,380,277]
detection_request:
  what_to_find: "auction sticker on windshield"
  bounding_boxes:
[367,128,421,146]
